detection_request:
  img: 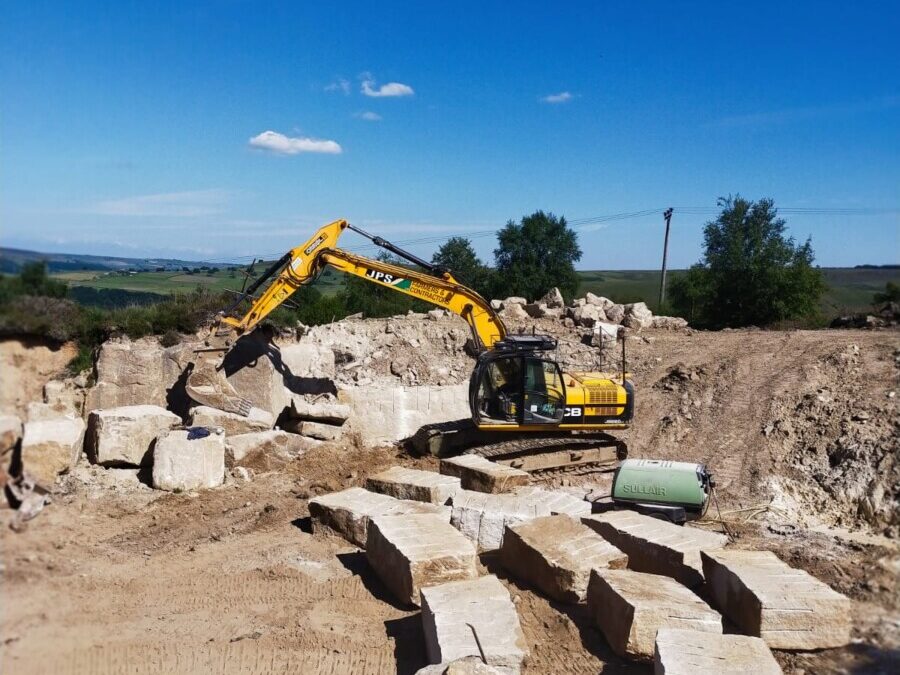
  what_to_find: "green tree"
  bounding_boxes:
[670,197,826,328]
[431,237,491,296]
[492,211,581,300]
[874,281,900,304]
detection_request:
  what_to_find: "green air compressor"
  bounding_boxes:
[611,459,714,524]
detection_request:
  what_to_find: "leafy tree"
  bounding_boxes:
[670,197,825,328]
[492,211,581,300]
[874,281,900,304]
[431,237,491,296]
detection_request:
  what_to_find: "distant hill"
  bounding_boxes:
[0,246,223,274]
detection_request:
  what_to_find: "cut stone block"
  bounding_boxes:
[152,428,225,492]
[367,466,461,505]
[701,549,851,650]
[188,405,274,436]
[309,487,450,547]
[450,489,549,552]
[587,568,722,661]
[500,515,628,602]
[421,575,528,674]
[582,510,727,587]
[654,628,782,675]
[290,419,342,441]
[416,657,506,675]
[289,396,350,425]
[86,405,181,466]
[441,454,529,493]
[366,513,478,606]
[224,430,318,469]
[20,416,86,489]
[514,486,591,517]
[0,414,23,454]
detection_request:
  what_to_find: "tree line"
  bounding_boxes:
[3,198,881,373]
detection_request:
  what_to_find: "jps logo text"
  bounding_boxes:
[366,269,402,284]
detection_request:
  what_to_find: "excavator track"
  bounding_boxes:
[410,421,626,475]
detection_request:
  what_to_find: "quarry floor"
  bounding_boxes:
[1,328,898,674]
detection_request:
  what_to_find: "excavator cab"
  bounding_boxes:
[470,336,566,427]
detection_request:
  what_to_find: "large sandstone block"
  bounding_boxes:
[582,510,727,587]
[450,489,549,551]
[654,628,782,675]
[309,487,450,547]
[701,549,851,650]
[500,515,627,602]
[587,569,722,661]
[416,657,506,675]
[86,405,181,466]
[152,429,225,492]
[85,337,187,411]
[188,405,274,436]
[339,383,470,446]
[0,414,23,454]
[288,395,350,425]
[20,416,86,489]
[366,513,478,606]
[441,454,529,493]
[367,466,461,505]
[421,575,528,674]
[624,302,654,330]
[514,486,591,517]
[289,419,343,441]
[225,430,317,469]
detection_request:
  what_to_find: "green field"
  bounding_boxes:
[56,266,897,317]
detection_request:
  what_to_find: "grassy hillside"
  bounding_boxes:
[53,264,897,318]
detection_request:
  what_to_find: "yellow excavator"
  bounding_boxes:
[186,219,633,472]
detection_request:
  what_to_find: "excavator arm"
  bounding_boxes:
[186,219,506,414]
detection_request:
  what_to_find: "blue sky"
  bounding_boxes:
[2,1,898,268]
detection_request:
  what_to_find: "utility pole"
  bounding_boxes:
[658,208,673,309]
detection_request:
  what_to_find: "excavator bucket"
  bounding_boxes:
[185,359,252,417]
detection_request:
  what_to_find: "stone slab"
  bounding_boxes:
[288,396,350,425]
[309,487,450,548]
[654,628,782,675]
[0,414,23,454]
[188,405,274,436]
[582,510,727,587]
[514,486,591,517]
[366,513,478,607]
[224,430,318,469]
[290,419,342,441]
[587,568,722,661]
[367,466,462,505]
[450,489,550,552]
[86,405,181,466]
[340,383,470,447]
[421,575,528,674]
[441,454,529,493]
[20,416,86,489]
[701,549,851,650]
[500,515,627,602]
[152,428,225,491]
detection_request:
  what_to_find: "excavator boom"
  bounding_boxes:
[186,219,506,413]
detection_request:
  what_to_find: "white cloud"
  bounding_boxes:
[540,91,573,104]
[89,189,230,217]
[248,130,342,155]
[361,77,414,98]
[356,111,382,121]
[325,78,350,95]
